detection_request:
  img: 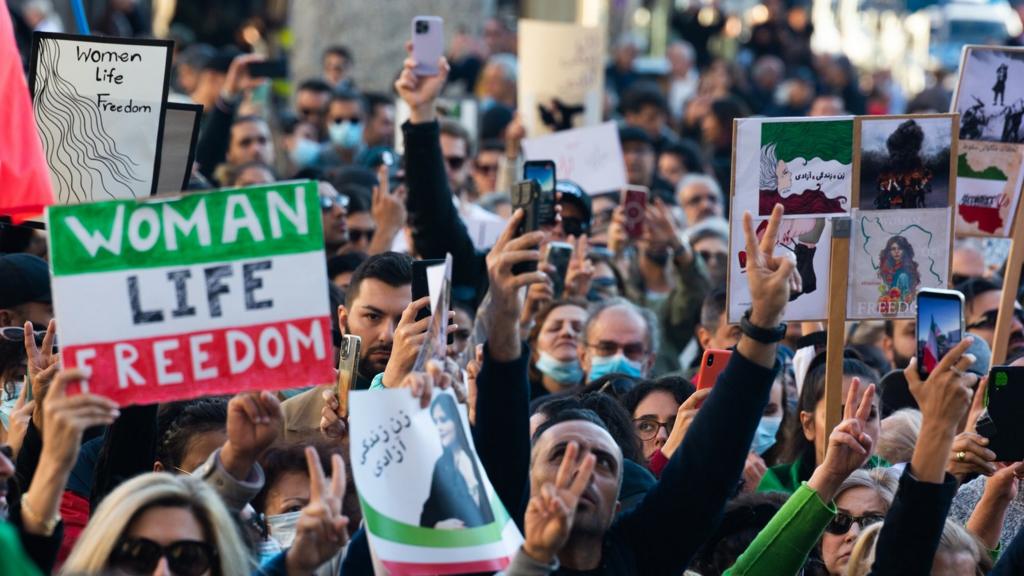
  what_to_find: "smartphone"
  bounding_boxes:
[697,349,732,391]
[916,288,965,379]
[246,59,289,79]
[544,242,574,299]
[621,185,649,240]
[511,180,542,274]
[523,160,557,226]
[337,335,361,418]
[412,259,445,322]
[412,16,444,76]
[978,366,1024,461]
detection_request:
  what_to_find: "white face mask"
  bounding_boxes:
[265,510,302,548]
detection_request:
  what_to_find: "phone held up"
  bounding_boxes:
[523,160,557,226]
[337,335,362,419]
[544,242,574,299]
[412,16,444,76]
[977,365,1024,462]
[621,185,649,240]
[697,349,732,391]
[915,288,964,379]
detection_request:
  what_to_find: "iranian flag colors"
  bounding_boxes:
[47,182,334,405]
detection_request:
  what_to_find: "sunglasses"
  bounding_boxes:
[966,308,1024,331]
[587,341,646,360]
[0,326,55,346]
[110,538,216,576]
[698,250,728,265]
[320,194,350,212]
[445,156,466,171]
[349,228,375,243]
[633,417,674,441]
[474,162,499,174]
[452,328,472,341]
[825,512,885,535]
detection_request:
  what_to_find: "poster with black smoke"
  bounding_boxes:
[29,33,172,203]
[856,115,956,211]
[954,46,1024,144]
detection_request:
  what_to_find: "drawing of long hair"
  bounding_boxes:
[33,38,143,203]
[878,235,921,294]
[759,143,779,191]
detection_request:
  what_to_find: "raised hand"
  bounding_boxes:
[24,319,58,429]
[394,41,450,123]
[741,204,797,328]
[563,235,594,299]
[370,164,407,254]
[808,377,876,501]
[222,391,282,480]
[381,296,433,389]
[285,448,350,575]
[6,382,34,457]
[660,388,712,460]
[319,388,347,440]
[522,441,597,564]
[40,368,119,466]
[401,360,453,409]
[223,54,267,100]
[947,432,996,480]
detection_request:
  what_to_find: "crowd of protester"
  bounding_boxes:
[6,2,1024,575]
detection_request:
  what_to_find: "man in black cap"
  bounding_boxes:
[0,253,52,329]
[619,126,676,205]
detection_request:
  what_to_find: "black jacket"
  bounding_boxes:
[419,448,495,528]
[868,469,957,576]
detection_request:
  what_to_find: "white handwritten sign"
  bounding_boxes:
[518,20,604,137]
[29,33,172,203]
[522,121,627,195]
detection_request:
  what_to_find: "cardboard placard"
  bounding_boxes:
[47,181,334,405]
[29,32,172,203]
[350,388,522,575]
[521,121,628,195]
[156,102,203,194]
[517,19,604,137]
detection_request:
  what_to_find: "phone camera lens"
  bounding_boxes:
[416,21,429,34]
[707,356,714,366]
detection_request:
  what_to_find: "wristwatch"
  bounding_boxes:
[740,309,787,344]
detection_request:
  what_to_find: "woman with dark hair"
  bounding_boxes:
[877,235,920,307]
[420,394,494,529]
[526,300,589,399]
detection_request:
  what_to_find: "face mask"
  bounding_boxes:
[587,353,644,382]
[266,510,302,548]
[645,291,669,305]
[751,415,782,455]
[535,352,584,386]
[0,381,21,430]
[289,138,320,168]
[328,120,363,149]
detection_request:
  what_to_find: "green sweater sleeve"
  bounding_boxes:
[724,482,836,576]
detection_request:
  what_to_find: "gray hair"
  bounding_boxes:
[684,216,729,248]
[836,467,900,507]
[877,409,922,465]
[667,40,696,63]
[759,143,780,190]
[677,174,723,206]
[485,53,518,83]
[583,297,659,357]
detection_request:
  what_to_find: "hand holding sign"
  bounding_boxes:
[285,447,350,575]
[522,441,596,565]
[382,296,434,389]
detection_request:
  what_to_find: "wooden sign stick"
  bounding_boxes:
[822,217,852,463]
[990,187,1024,365]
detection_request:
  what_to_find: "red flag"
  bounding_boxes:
[0,8,53,223]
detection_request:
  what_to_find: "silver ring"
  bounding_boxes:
[950,366,965,377]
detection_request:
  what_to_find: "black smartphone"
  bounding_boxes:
[523,160,557,226]
[978,366,1024,461]
[544,241,573,299]
[511,180,541,275]
[247,59,289,79]
[916,288,965,379]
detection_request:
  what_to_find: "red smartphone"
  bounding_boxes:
[621,185,649,240]
[412,16,444,76]
[697,349,732,391]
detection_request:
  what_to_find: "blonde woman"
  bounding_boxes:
[845,519,987,576]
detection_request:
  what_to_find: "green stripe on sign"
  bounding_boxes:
[359,494,510,548]
[49,182,323,276]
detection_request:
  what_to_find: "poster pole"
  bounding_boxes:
[990,190,1024,365]
[822,217,851,463]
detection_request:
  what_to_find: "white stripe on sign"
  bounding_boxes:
[367,521,523,563]
[54,251,329,346]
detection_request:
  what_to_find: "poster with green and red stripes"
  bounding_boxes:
[351,388,523,574]
[46,181,335,404]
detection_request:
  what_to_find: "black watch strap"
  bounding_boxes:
[740,310,787,344]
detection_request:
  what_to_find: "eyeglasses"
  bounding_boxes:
[331,116,361,124]
[966,308,1024,331]
[298,107,324,119]
[110,538,217,576]
[587,341,647,360]
[684,193,719,207]
[0,326,55,346]
[474,162,499,174]
[445,156,467,171]
[349,228,375,243]
[320,194,350,212]
[825,512,885,535]
[698,250,728,265]
[561,216,588,237]
[633,417,674,441]
[238,135,268,148]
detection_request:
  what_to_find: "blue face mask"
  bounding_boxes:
[587,353,644,382]
[289,138,320,168]
[535,352,584,386]
[751,415,782,455]
[328,120,363,149]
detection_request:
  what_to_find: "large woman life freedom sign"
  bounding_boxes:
[47,182,335,405]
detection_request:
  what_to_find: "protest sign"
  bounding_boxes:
[413,255,452,373]
[951,46,1024,237]
[522,121,628,195]
[727,116,854,322]
[847,114,957,319]
[29,32,172,203]
[350,388,522,575]
[155,102,203,194]
[518,19,604,137]
[47,181,335,405]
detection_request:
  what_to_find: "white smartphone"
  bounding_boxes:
[412,16,444,76]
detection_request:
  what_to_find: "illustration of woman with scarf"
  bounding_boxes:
[758,142,847,215]
[877,235,921,307]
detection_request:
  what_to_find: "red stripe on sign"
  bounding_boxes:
[62,316,335,406]
[380,556,511,575]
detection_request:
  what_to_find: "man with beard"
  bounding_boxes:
[958,277,1024,358]
[882,319,916,369]
[281,252,414,440]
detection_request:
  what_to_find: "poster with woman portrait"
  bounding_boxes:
[728,116,854,322]
[349,388,522,575]
[847,209,953,319]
